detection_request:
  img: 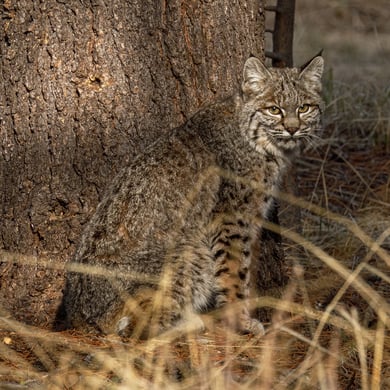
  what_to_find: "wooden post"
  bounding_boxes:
[265,0,296,67]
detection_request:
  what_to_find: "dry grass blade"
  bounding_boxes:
[371,312,386,390]
[339,307,369,390]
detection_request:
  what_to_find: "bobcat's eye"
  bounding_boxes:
[298,104,310,114]
[268,106,282,115]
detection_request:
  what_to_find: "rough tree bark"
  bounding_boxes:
[0,0,286,327]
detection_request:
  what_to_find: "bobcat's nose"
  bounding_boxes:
[285,126,299,135]
[283,117,300,136]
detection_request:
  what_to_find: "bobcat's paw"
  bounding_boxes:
[223,308,265,336]
[158,313,205,339]
[239,317,265,336]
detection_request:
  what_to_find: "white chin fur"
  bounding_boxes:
[254,137,299,157]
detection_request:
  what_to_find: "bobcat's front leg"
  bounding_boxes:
[211,217,264,335]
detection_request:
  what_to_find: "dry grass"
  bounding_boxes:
[1,1,390,388]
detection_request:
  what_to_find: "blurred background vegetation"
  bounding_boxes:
[295,0,390,81]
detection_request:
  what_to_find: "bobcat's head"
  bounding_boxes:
[240,56,324,156]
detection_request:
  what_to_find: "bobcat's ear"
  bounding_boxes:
[242,57,270,96]
[299,56,324,93]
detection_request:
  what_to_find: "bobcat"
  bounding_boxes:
[58,56,324,338]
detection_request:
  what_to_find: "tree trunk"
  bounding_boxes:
[0,0,285,327]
